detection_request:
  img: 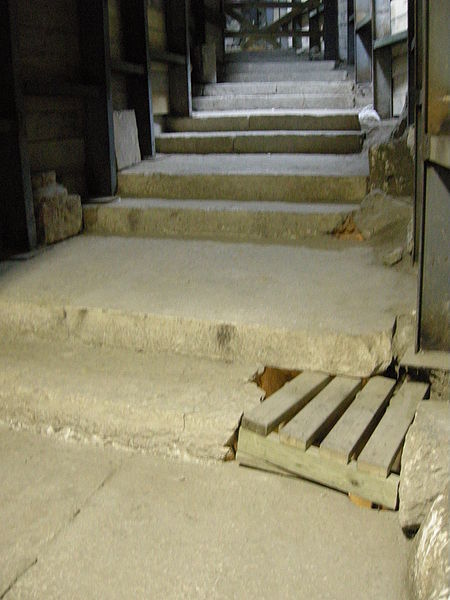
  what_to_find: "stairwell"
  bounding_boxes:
[88,52,368,243]
[0,52,417,460]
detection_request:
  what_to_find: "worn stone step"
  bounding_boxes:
[83,198,356,243]
[224,60,338,72]
[223,70,349,82]
[117,154,368,204]
[0,235,416,378]
[155,131,364,155]
[0,334,260,461]
[167,110,361,133]
[193,94,355,111]
[194,81,355,97]
[224,50,330,62]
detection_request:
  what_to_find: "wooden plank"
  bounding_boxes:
[241,372,331,436]
[279,376,362,451]
[357,381,429,477]
[319,376,396,464]
[238,427,399,509]
[236,450,296,478]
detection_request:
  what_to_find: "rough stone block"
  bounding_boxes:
[113,110,141,170]
[369,137,414,196]
[407,490,449,600]
[35,194,82,245]
[31,171,56,190]
[399,400,450,532]
[353,190,412,239]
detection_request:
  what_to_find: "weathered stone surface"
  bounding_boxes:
[113,110,141,170]
[31,170,56,190]
[408,490,450,600]
[399,400,450,532]
[35,194,82,245]
[369,137,414,196]
[352,190,412,240]
[383,246,403,266]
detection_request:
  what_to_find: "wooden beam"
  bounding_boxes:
[319,376,396,464]
[121,0,156,158]
[238,427,399,509]
[279,377,362,451]
[241,372,331,436]
[165,0,192,116]
[0,0,36,253]
[78,0,116,197]
[357,380,429,477]
[323,0,339,60]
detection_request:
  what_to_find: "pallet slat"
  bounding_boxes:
[279,376,362,450]
[241,371,331,436]
[357,380,429,477]
[238,427,399,509]
[319,376,396,463]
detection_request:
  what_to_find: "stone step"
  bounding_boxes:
[193,80,355,97]
[193,94,355,111]
[224,60,338,72]
[83,198,357,243]
[0,235,415,379]
[0,334,260,460]
[223,70,349,82]
[224,49,327,62]
[155,131,364,155]
[167,110,361,133]
[117,154,368,204]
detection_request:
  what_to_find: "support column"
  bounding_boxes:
[372,0,392,118]
[323,0,339,60]
[0,0,36,253]
[166,0,192,116]
[78,0,116,197]
[121,0,156,158]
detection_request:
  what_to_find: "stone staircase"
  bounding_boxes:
[0,53,417,462]
[91,52,367,244]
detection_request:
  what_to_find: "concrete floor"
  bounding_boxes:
[0,425,411,600]
[0,234,416,376]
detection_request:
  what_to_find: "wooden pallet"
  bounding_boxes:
[237,372,429,509]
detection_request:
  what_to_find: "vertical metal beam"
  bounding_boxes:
[416,0,450,352]
[166,0,192,116]
[406,0,415,125]
[121,0,156,158]
[0,0,37,253]
[323,0,339,60]
[78,0,116,197]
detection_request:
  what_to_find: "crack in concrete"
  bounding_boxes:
[0,464,123,598]
[0,559,38,599]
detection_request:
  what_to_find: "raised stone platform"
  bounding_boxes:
[83,198,356,243]
[167,109,361,133]
[118,154,368,204]
[156,131,364,155]
[0,235,416,377]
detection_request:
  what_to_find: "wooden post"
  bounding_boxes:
[372,0,392,118]
[78,0,116,197]
[323,0,339,60]
[121,0,156,158]
[0,0,36,253]
[166,0,192,116]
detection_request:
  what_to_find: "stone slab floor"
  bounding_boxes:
[0,425,412,600]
